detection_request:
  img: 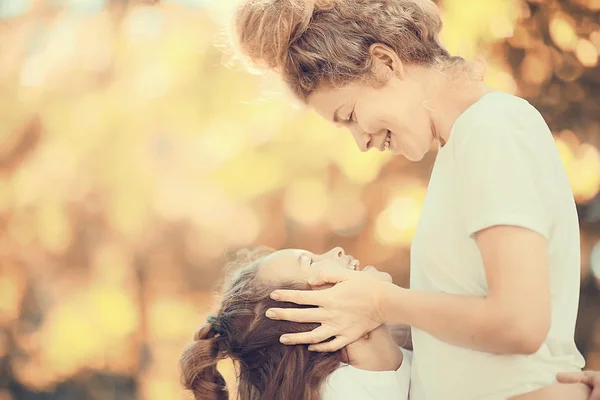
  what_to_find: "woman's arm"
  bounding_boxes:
[379,225,550,354]
[267,225,550,354]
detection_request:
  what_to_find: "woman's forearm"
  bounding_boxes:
[379,283,548,355]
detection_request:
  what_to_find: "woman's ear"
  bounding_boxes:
[369,43,405,80]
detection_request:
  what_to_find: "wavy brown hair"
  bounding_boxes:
[180,248,344,400]
[233,0,468,100]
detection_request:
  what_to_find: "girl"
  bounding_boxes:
[180,247,412,400]
[233,0,589,398]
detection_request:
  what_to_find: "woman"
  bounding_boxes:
[233,0,589,398]
[180,247,413,400]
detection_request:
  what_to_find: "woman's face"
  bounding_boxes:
[258,247,391,284]
[306,47,436,162]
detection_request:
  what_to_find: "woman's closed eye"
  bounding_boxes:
[347,110,355,123]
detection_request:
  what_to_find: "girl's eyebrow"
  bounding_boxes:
[297,252,310,265]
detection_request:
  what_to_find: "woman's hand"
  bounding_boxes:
[265,265,394,352]
[557,371,600,400]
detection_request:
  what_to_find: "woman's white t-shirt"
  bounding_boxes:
[409,91,586,399]
[321,348,412,400]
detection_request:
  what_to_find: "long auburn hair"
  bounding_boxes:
[179,248,344,400]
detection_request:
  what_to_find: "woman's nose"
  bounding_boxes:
[350,127,372,152]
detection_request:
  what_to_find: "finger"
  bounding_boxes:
[557,371,596,385]
[308,336,351,352]
[265,307,326,323]
[556,372,584,384]
[362,266,393,282]
[582,371,600,400]
[270,289,324,306]
[279,325,335,345]
[308,266,358,286]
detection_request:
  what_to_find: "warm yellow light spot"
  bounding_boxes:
[549,15,578,51]
[106,189,150,240]
[142,378,182,400]
[489,16,514,39]
[555,138,575,170]
[213,150,285,200]
[568,144,600,203]
[375,195,424,246]
[88,286,139,339]
[35,201,72,254]
[576,38,599,67]
[485,64,518,94]
[42,303,104,377]
[556,134,600,203]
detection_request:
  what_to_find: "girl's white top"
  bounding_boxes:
[321,348,412,400]
[409,91,585,399]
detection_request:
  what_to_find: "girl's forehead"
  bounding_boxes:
[258,249,308,282]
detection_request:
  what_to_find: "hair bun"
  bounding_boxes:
[234,0,338,71]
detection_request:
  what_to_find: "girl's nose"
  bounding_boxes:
[330,247,345,258]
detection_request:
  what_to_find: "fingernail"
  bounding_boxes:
[280,336,290,344]
[270,292,280,300]
[308,346,315,351]
[307,277,317,285]
[266,310,276,318]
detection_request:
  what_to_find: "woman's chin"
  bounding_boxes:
[399,150,425,162]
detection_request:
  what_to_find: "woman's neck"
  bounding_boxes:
[419,66,496,145]
[344,324,403,371]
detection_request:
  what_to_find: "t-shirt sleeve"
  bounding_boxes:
[321,349,411,400]
[454,122,555,239]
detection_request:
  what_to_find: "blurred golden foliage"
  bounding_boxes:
[0,0,599,399]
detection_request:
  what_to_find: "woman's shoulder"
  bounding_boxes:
[450,91,552,150]
[458,91,542,127]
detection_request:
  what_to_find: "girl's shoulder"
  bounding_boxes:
[321,349,412,400]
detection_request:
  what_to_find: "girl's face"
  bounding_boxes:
[258,247,356,283]
[306,45,436,162]
[258,247,391,284]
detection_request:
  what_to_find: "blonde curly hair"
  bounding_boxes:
[233,0,466,100]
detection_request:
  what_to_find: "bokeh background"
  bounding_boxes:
[1,0,600,399]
